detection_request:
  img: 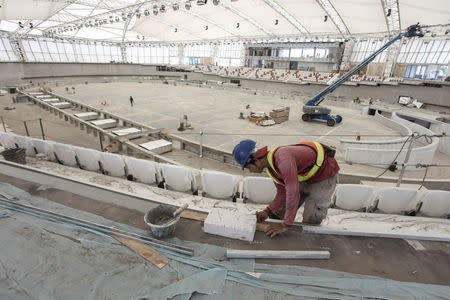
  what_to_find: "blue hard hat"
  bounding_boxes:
[232,139,256,169]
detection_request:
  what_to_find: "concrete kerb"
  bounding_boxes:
[340,110,412,151]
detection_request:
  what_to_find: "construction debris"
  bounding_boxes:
[204,208,257,242]
[113,234,169,269]
[269,107,289,124]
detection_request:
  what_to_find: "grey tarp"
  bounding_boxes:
[1,182,449,300]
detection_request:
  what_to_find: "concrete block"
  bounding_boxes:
[53,143,77,166]
[35,95,52,98]
[99,152,126,177]
[243,177,276,204]
[201,170,240,199]
[112,127,141,136]
[73,146,101,171]
[30,139,55,161]
[28,92,44,95]
[334,184,376,211]
[74,112,98,121]
[125,157,158,184]
[42,98,60,103]
[91,119,117,129]
[159,164,194,192]
[376,188,420,214]
[419,190,450,218]
[139,139,172,154]
[51,102,72,109]
[204,208,256,242]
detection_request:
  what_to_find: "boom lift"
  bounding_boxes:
[301,23,425,126]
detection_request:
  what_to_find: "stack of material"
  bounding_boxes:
[269,107,289,124]
[248,111,266,123]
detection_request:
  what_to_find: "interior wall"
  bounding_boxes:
[393,64,407,77]
[1,62,448,108]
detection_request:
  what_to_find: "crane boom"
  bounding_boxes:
[301,23,424,126]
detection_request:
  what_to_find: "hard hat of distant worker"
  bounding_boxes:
[233,140,268,169]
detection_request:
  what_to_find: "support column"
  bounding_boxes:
[383,40,401,78]
[339,39,354,72]
[120,43,127,63]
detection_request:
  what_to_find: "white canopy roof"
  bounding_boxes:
[0,0,449,42]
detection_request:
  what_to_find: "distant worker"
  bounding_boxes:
[129,96,134,107]
[233,140,339,237]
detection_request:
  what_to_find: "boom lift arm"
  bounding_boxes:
[302,23,424,126]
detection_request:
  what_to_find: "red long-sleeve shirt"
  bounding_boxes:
[267,145,339,226]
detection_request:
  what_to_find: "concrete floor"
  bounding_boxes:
[1,172,449,286]
[52,81,404,152]
[48,81,450,180]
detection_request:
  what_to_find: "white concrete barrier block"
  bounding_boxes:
[12,135,35,156]
[53,143,77,166]
[91,119,117,129]
[160,164,193,192]
[419,190,450,218]
[243,177,276,204]
[334,184,376,211]
[377,188,419,214]
[112,128,141,136]
[51,102,72,109]
[201,170,239,199]
[31,139,55,161]
[125,157,158,184]
[74,112,98,121]
[204,208,256,242]
[99,152,126,177]
[139,139,172,154]
[42,98,60,103]
[73,146,101,171]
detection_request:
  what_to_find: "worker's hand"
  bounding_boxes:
[265,223,288,238]
[256,210,269,223]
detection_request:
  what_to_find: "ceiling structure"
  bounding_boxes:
[0,0,449,43]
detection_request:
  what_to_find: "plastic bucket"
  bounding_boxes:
[1,148,26,164]
[144,204,180,238]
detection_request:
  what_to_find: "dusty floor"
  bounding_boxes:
[1,172,449,286]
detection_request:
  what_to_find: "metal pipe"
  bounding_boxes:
[396,133,416,187]
[39,118,45,140]
[99,132,104,151]
[23,121,30,136]
[0,198,194,256]
[1,116,6,132]
[199,131,203,158]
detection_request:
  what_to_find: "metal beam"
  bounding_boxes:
[380,0,401,38]
[219,2,274,37]
[261,0,309,34]
[315,0,351,37]
[182,9,240,38]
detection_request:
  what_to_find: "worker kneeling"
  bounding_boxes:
[233,140,339,238]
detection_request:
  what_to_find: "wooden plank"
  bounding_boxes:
[181,210,270,232]
[226,249,330,259]
[112,235,169,269]
[180,210,207,222]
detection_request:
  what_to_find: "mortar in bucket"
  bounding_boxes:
[144,204,188,238]
[1,148,26,164]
